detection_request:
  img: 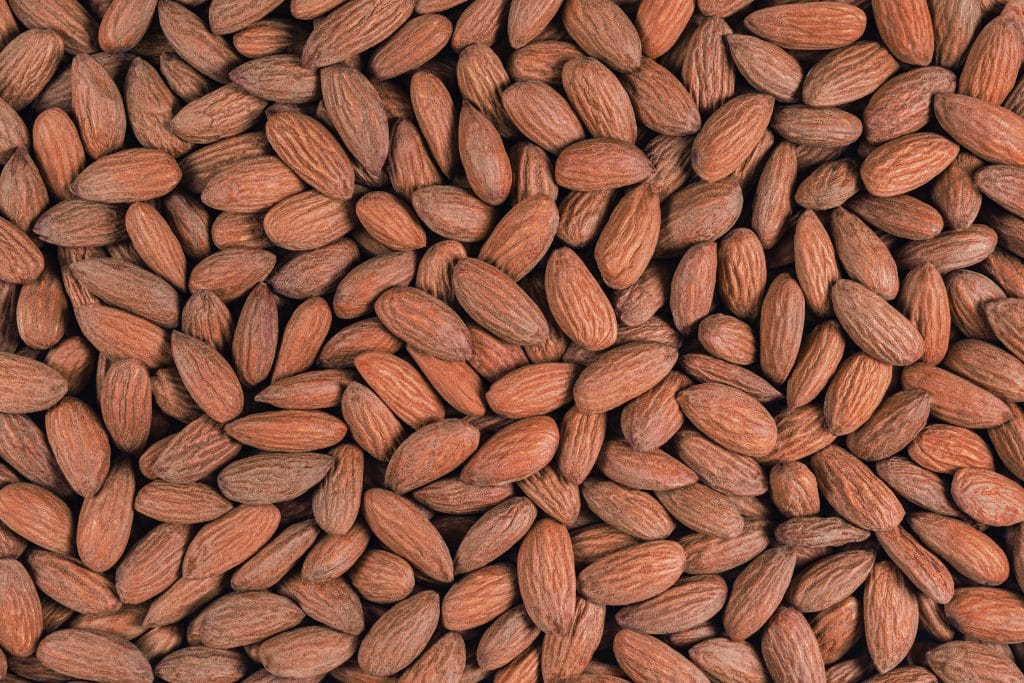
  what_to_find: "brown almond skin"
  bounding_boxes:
[573,342,678,414]
[3,2,1024,677]
[0,558,43,657]
[36,629,152,683]
[461,416,557,486]
[357,591,439,677]
[761,608,826,683]
[832,279,924,366]
[678,382,778,458]
[518,519,576,635]
[944,587,1024,643]
[385,419,480,493]
[192,591,304,649]
[723,547,797,641]
[810,446,905,531]
[577,540,686,605]
[375,286,472,362]
[363,488,454,583]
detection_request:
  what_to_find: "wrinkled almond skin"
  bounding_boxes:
[0,2,1021,679]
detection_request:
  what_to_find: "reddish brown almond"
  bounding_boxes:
[44,397,109,497]
[585,479,675,540]
[810,446,904,531]
[72,149,181,202]
[545,247,617,351]
[455,497,537,574]
[935,93,1024,165]
[36,629,152,683]
[357,590,439,676]
[875,525,954,605]
[134,482,231,525]
[0,482,73,553]
[76,459,134,573]
[562,0,642,73]
[723,546,797,640]
[69,257,180,329]
[353,351,444,428]
[614,628,708,683]
[679,16,735,114]
[846,389,932,462]
[862,133,959,198]
[441,563,517,631]
[692,94,774,183]
[375,286,472,361]
[951,467,1024,526]
[574,342,678,414]
[944,586,1024,643]
[181,505,280,579]
[278,573,363,634]
[599,439,696,491]
[154,647,247,683]
[26,549,120,615]
[927,641,1024,682]
[0,216,44,286]
[562,56,637,143]
[0,558,43,657]
[71,53,126,159]
[761,608,826,683]
[116,523,190,605]
[385,419,480,493]
[903,363,1012,429]
[321,65,389,175]
[0,29,63,111]
[744,2,866,50]
[217,452,333,506]
[225,410,347,452]
[0,351,67,413]
[615,575,728,634]
[678,382,778,458]
[911,512,1009,586]
[788,547,875,613]
[171,87,266,149]
[461,416,557,486]
[518,519,576,634]
[555,138,654,191]
[831,279,924,366]
[265,111,353,200]
[363,488,454,583]
[348,549,414,604]
[578,541,685,606]
[453,258,549,346]
[355,192,426,252]
[302,0,413,68]
[759,273,805,384]
[501,81,584,154]
[192,591,304,648]
[201,155,303,213]
[864,67,957,144]
[459,102,512,207]
[802,41,899,108]
[899,263,952,365]
[146,416,242,484]
[171,332,243,423]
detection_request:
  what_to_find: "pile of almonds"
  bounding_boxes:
[6,0,1024,680]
